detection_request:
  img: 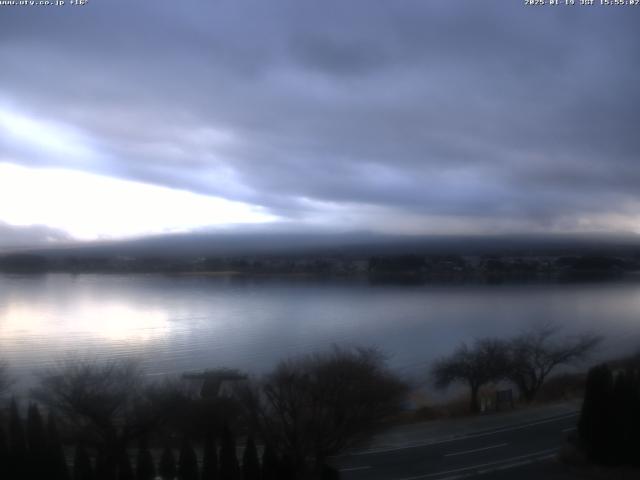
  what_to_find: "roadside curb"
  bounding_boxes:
[402,450,559,480]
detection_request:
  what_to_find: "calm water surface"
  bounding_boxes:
[0,274,639,385]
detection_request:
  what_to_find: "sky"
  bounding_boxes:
[0,0,639,245]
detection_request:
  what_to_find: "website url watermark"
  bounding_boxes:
[0,0,89,6]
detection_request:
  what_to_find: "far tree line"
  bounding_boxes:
[1,252,637,281]
[0,325,603,479]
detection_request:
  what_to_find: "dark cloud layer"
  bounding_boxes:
[1,0,639,235]
[0,222,70,249]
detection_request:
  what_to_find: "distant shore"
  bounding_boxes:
[1,251,639,285]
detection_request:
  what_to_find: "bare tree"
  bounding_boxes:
[33,359,204,440]
[506,323,601,403]
[33,358,142,431]
[32,358,156,470]
[237,346,408,478]
[431,338,509,413]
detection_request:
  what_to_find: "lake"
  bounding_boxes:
[0,273,639,388]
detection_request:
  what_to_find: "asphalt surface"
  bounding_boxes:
[334,412,579,480]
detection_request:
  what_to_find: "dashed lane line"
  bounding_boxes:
[444,442,508,457]
[339,466,372,472]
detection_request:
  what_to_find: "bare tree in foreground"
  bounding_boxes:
[31,358,157,474]
[32,358,203,442]
[432,338,510,413]
[506,323,601,402]
[237,346,408,478]
[33,358,142,434]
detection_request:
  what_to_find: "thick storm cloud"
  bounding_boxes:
[1,0,639,238]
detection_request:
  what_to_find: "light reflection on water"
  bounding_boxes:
[0,274,638,387]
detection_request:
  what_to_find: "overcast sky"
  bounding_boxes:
[0,0,639,245]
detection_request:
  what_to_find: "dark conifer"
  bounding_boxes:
[242,436,260,480]
[278,453,295,480]
[201,433,218,480]
[178,437,199,480]
[9,399,28,479]
[95,448,117,480]
[27,403,48,478]
[159,445,176,480]
[611,370,635,464]
[26,404,46,449]
[48,412,71,480]
[578,364,614,464]
[260,444,279,480]
[94,450,107,480]
[0,427,9,480]
[117,452,134,480]
[219,425,240,480]
[73,444,94,480]
[136,436,156,480]
[631,369,640,467]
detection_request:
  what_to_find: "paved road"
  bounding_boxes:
[335,412,579,480]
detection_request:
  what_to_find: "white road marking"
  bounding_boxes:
[394,447,559,480]
[341,412,578,457]
[562,427,576,432]
[444,442,508,457]
[339,466,371,472]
